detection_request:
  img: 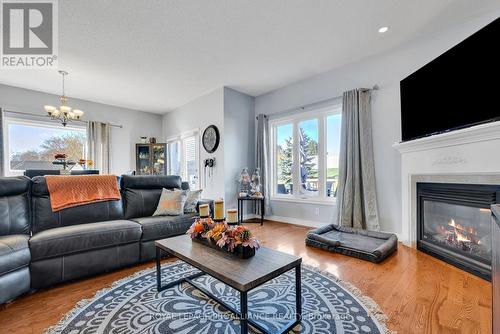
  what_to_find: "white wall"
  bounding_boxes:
[162,88,225,200]
[0,84,163,175]
[223,87,255,211]
[254,12,500,233]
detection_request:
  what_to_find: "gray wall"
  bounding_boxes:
[254,12,500,233]
[223,87,255,211]
[0,84,163,175]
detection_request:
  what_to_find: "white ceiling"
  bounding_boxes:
[0,0,498,113]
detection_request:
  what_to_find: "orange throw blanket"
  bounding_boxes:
[45,175,121,212]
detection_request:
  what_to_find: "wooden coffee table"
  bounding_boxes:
[155,235,302,334]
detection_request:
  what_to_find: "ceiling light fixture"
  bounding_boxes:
[44,70,84,126]
[378,26,389,33]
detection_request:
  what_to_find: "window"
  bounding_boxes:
[276,123,293,194]
[271,104,342,202]
[183,136,198,188]
[326,114,341,197]
[299,119,319,195]
[167,141,181,176]
[167,130,200,189]
[3,118,87,176]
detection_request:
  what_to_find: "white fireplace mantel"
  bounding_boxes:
[393,120,500,154]
[393,121,500,246]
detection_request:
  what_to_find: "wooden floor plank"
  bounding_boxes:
[0,220,492,333]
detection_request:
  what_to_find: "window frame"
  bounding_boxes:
[3,116,87,176]
[269,103,342,204]
[166,128,200,189]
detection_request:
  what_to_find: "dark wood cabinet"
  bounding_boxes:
[135,143,166,175]
[493,204,500,334]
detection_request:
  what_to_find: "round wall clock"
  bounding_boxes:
[202,125,220,153]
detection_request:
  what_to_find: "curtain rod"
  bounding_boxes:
[256,85,379,120]
[2,109,123,128]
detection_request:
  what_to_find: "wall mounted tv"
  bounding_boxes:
[400,17,500,142]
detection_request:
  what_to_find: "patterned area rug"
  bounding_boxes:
[45,261,393,334]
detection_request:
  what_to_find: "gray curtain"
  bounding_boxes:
[256,114,272,215]
[86,121,111,174]
[0,108,4,176]
[336,89,380,231]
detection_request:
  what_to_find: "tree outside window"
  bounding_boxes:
[7,121,86,173]
[276,123,293,194]
[273,106,341,200]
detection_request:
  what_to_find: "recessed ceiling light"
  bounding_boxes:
[378,26,389,33]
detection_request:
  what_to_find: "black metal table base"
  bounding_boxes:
[156,248,301,334]
[238,197,265,226]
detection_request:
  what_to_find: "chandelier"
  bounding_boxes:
[43,70,84,126]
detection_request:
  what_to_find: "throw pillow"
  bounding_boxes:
[165,188,203,213]
[153,188,187,216]
[183,189,203,213]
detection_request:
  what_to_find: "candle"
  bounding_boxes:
[227,209,238,224]
[199,204,209,217]
[214,199,224,220]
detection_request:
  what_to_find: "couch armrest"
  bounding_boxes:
[196,199,214,217]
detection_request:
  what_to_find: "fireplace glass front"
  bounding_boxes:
[422,201,492,264]
[417,183,500,280]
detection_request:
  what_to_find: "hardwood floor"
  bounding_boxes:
[0,220,492,333]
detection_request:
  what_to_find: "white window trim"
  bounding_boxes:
[3,116,86,176]
[166,128,201,189]
[269,104,342,204]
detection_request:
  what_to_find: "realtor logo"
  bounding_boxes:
[1,0,58,68]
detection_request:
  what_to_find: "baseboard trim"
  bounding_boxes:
[243,214,403,240]
[247,214,324,228]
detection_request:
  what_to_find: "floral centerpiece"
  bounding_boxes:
[187,218,260,259]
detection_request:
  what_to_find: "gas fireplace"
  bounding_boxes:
[417,183,500,280]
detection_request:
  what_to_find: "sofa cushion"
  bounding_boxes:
[120,175,184,219]
[29,220,142,261]
[31,176,124,233]
[0,176,31,236]
[131,214,197,241]
[0,235,30,275]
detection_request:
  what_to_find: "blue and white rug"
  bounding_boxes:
[45,261,392,334]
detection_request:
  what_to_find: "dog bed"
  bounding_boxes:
[305,224,398,263]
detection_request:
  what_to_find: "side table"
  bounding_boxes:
[237,196,264,226]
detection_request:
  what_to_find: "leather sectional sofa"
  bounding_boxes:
[0,177,31,304]
[0,174,212,304]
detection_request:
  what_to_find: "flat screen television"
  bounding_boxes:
[400,17,500,142]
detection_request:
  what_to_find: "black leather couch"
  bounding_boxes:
[121,175,199,262]
[0,177,31,304]
[0,175,212,303]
